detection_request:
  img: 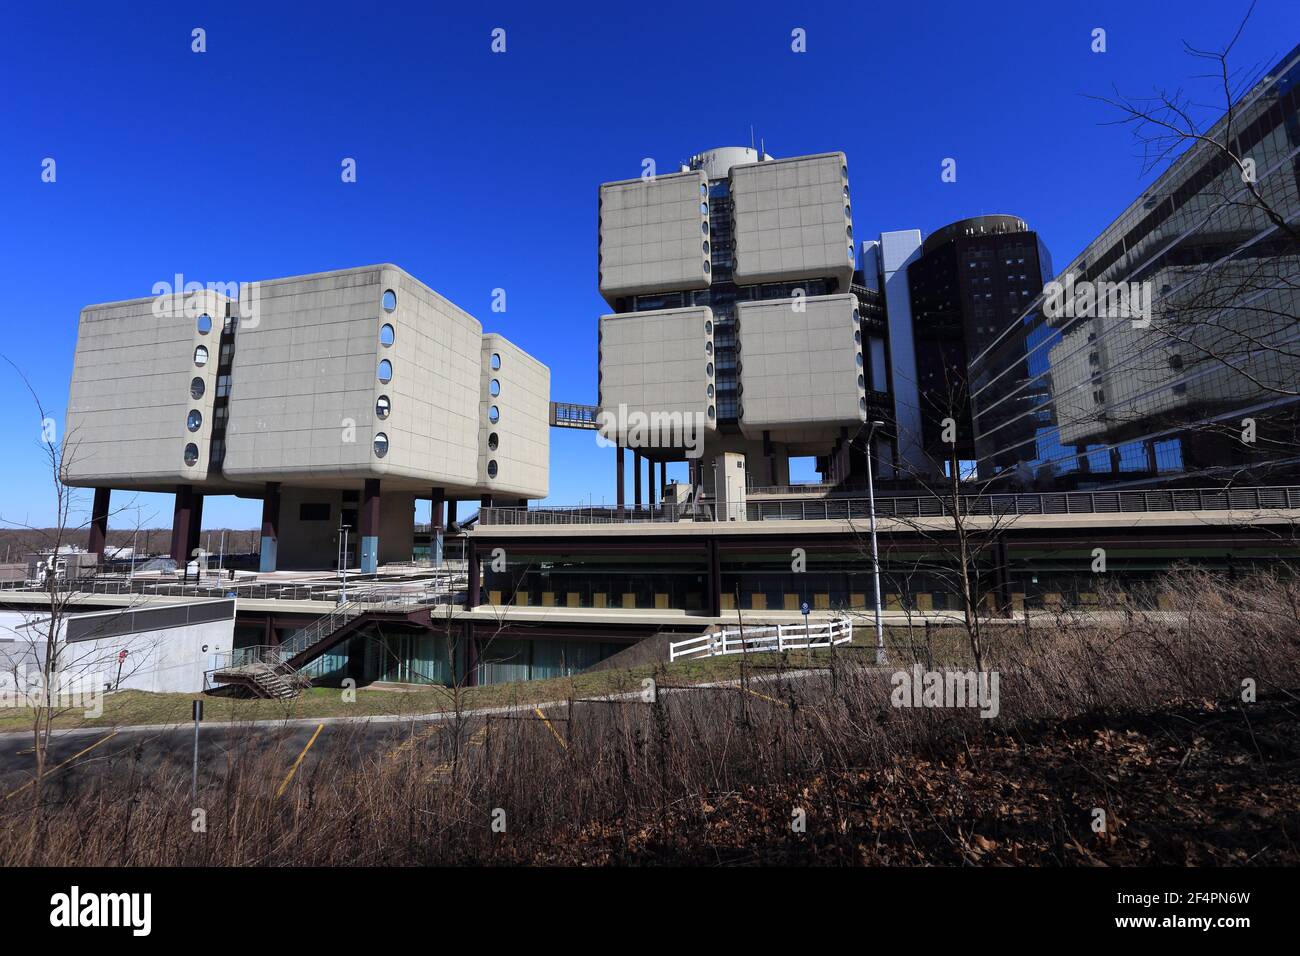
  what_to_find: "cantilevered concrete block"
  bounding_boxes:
[730,152,855,289]
[735,293,866,447]
[478,334,550,499]
[599,170,711,304]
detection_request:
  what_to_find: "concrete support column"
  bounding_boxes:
[707,540,722,618]
[188,494,205,565]
[447,498,458,527]
[479,494,493,509]
[360,478,380,574]
[88,487,111,564]
[259,481,281,573]
[431,486,445,568]
[660,462,667,489]
[466,544,481,609]
[170,485,194,564]
[648,460,656,513]
[616,443,625,516]
[634,451,643,511]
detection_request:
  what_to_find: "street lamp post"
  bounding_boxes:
[866,420,887,666]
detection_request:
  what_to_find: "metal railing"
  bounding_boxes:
[669,615,854,662]
[205,645,312,695]
[480,485,1300,527]
[3,574,464,604]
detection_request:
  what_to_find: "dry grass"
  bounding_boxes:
[2,569,1297,866]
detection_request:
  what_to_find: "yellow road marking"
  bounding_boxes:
[275,723,325,798]
[4,731,120,800]
[386,723,441,760]
[534,706,568,750]
[743,686,790,708]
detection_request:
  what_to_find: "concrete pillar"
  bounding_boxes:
[431,487,445,568]
[660,462,667,489]
[616,443,625,516]
[360,478,380,574]
[447,498,458,526]
[188,494,205,565]
[88,487,110,564]
[259,481,281,573]
[707,540,722,617]
[466,544,480,609]
[634,451,643,511]
[170,485,194,564]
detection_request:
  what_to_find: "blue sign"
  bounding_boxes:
[800,601,810,616]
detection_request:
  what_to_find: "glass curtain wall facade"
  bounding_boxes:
[968,45,1300,488]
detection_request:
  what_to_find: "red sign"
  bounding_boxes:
[118,650,128,663]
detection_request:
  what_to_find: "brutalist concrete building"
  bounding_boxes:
[597,147,901,501]
[65,264,549,571]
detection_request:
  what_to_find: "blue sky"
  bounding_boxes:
[1,0,1296,531]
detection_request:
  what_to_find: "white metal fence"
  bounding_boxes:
[668,615,854,662]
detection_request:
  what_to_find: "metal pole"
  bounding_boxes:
[218,529,226,578]
[866,422,886,665]
[339,525,350,604]
[191,699,202,804]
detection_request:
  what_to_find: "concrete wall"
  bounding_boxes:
[598,306,718,449]
[275,485,415,569]
[65,290,232,489]
[735,294,865,448]
[222,265,483,494]
[599,170,711,303]
[477,335,550,499]
[730,153,855,289]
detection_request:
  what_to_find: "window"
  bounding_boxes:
[490,353,501,370]
[705,319,712,334]
[382,289,397,312]
[378,359,393,383]
[373,433,389,457]
[700,202,708,214]
[707,383,714,397]
[193,345,209,367]
[487,460,498,478]
[705,341,713,355]
[489,379,500,396]
[706,363,714,377]
[190,377,205,399]
[379,323,395,347]
[707,405,715,420]
[197,313,212,335]
[187,409,202,432]
[299,503,330,521]
[488,432,498,451]
[488,405,500,423]
[376,395,391,419]
[183,443,199,466]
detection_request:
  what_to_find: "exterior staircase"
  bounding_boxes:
[205,589,440,698]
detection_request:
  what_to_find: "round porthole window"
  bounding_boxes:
[845,204,852,218]
[705,320,712,334]
[846,225,853,240]
[707,383,715,397]
[706,362,714,377]
[854,330,862,345]
[706,341,713,355]
[190,377,205,399]
[382,289,397,312]
[187,409,202,432]
[700,183,707,196]
[703,260,711,273]
[197,313,212,335]
[700,202,708,214]
[489,379,500,397]
[853,309,860,324]
[707,405,716,420]
[373,433,389,457]
[183,443,199,466]
[488,405,500,424]
[848,244,855,261]
[488,432,499,451]
[376,395,391,419]
[701,221,709,235]
[860,397,868,412]
[378,359,393,383]
[380,323,395,347]
[193,345,209,367]
[856,353,864,367]
[703,240,711,255]
[491,353,501,370]
[487,460,498,478]
[858,374,865,389]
